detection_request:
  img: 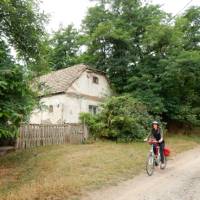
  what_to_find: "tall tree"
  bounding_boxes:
[126,7,200,125]
[0,0,48,137]
[82,0,166,92]
[0,40,36,137]
[48,25,80,70]
[160,7,200,125]
[82,1,200,126]
[0,0,49,73]
[181,6,200,51]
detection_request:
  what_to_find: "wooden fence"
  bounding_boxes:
[16,123,88,149]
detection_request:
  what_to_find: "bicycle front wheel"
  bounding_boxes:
[146,153,155,176]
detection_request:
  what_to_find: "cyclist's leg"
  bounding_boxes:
[159,142,165,163]
[153,144,156,155]
[153,144,158,166]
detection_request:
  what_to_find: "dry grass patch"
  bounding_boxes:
[0,135,199,200]
[167,135,200,155]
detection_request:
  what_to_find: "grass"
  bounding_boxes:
[0,135,199,200]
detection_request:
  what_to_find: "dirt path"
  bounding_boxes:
[82,147,200,200]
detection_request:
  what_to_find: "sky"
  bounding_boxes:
[40,0,200,33]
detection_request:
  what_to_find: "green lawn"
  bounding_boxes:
[0,135,199,200]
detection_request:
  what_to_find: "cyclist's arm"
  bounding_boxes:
[159,128,164,143]
[144,132,152,141]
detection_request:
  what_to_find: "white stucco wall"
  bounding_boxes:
[66,70,111,98]
[29,70,111,124]
[29,94,67,124]
[62,95,101,123]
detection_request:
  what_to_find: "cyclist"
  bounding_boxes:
[147,121,165,169]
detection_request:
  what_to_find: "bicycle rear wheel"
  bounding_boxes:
[146,153,155,176]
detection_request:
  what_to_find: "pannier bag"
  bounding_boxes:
[164,147,170,157]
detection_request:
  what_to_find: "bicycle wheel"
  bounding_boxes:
[146,153,155,176]
[160,156,167,170]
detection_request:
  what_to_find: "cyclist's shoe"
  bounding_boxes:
[160,163,165,169]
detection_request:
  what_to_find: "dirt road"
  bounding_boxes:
[83,147,200,200]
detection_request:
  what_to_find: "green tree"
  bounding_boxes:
[81,1,200,127]
[82,0,166,92]
[0,40,37,137]
[0,0,48,137]
[0,0,49,73]
[160,50,200,126]
[48,25,80,70]
[181,6,200,51]
[126,7,200,126]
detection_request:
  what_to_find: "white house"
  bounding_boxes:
[30,64,111,124]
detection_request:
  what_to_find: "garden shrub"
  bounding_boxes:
[80,95,158,142]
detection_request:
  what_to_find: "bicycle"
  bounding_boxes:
[146,139,167,176]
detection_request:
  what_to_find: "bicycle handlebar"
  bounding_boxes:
[148,140,159,145]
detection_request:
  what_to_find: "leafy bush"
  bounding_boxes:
[0,40,37,138]
[80,112,104,139]
[0,66,37,138]
[80,95,156,142]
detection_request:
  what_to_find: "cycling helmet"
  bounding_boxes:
[152,121,159,125]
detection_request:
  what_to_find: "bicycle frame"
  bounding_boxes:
[146,140,167,176]
[149,142,160,164]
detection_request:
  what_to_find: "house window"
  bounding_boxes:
[89,105,98,115]
[49,105,53,113]
[92,76,99,84]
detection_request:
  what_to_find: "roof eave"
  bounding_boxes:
[38,91,66,98]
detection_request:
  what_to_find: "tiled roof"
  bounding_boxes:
[38,64,88,96]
